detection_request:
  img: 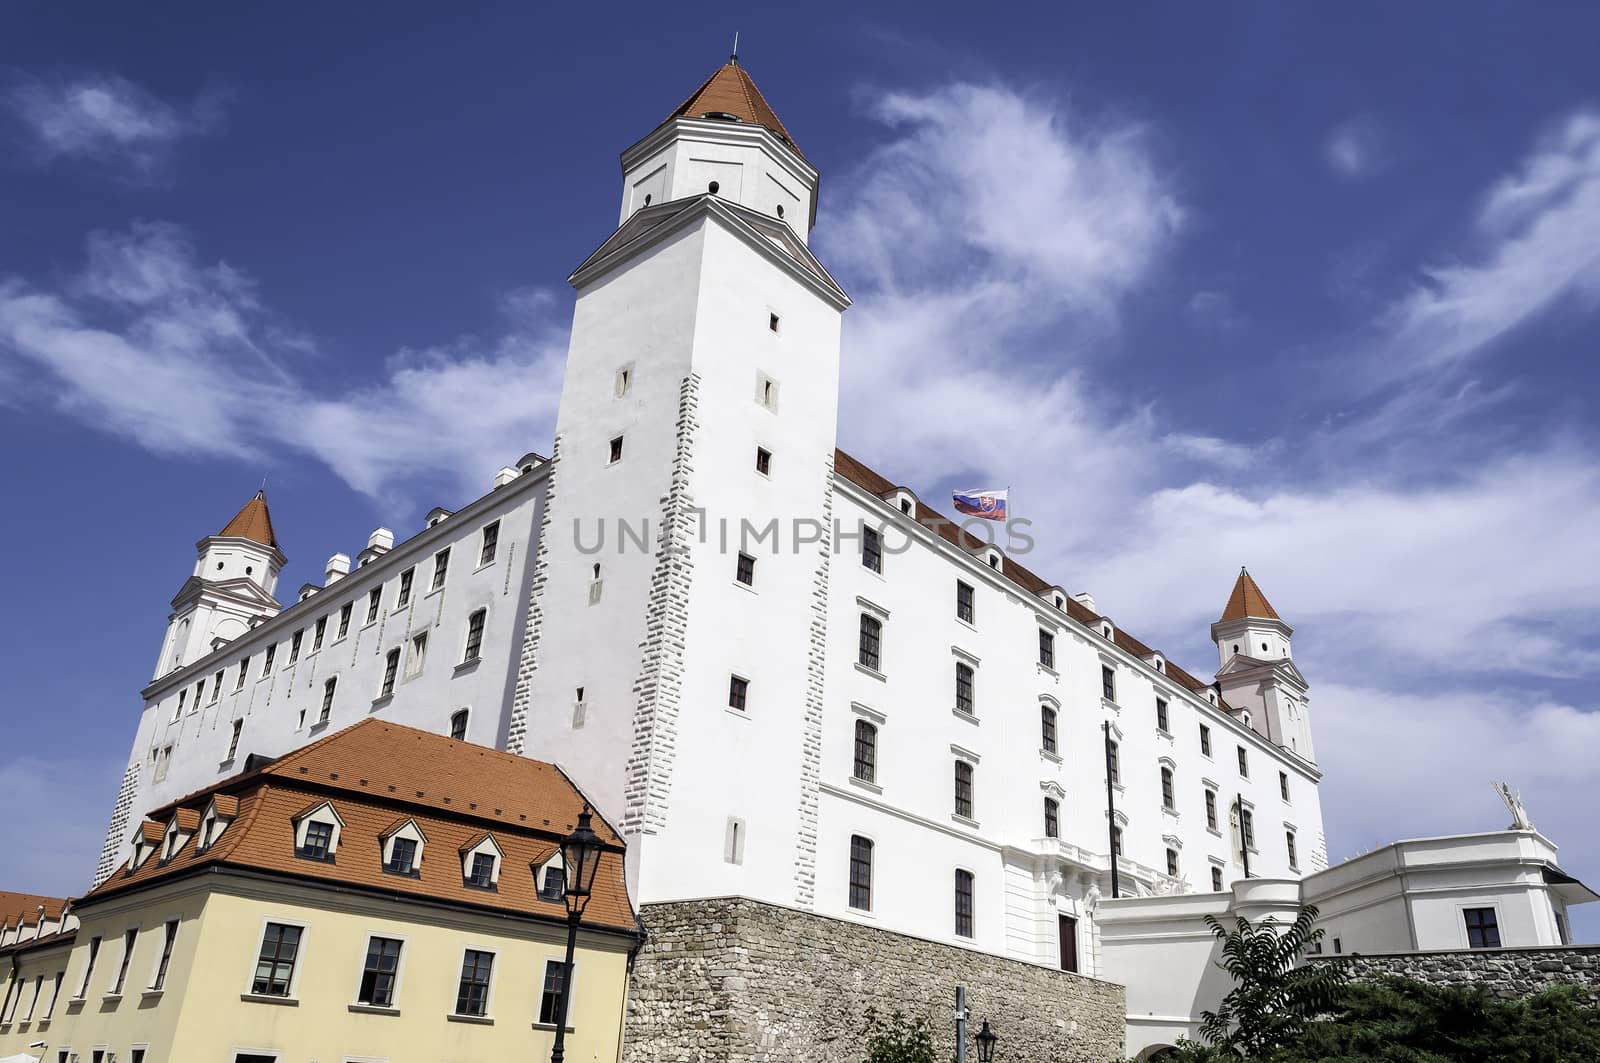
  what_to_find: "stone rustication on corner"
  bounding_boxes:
[1318,945,1600,999]
[625,897,1126,1062]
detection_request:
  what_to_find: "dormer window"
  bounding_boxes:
[461,834,503,890]
[293,802,344,862]
[381,819,426,877]
[536,855,567,903]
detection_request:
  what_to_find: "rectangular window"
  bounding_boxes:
[608,436,624,463]
[1241,808,1256,850]
[467,852,494,888]
[1206,789,1218,831]
[1101,665,1116,701]
[192,681,204,711]
[405,632,427,678]
[1286,830,1299,869]
[454,949,494,1016]
[44,971,62,1018]
[953,760,974,819]
[1166,848,1179,877]
[852,720,877,783]
[479,521,500,566]
[735,552,756,586]
[862,527,882,573]
[1161,767,1175,809]
[235,658,249,691]
[312,617,327,652]
[1044,797,1059,839]
[210,671,223,703]
[1280,771,1290,802]
[154,744,172,783]
[1112,825,1124,856]
[1156,698,1169,732]
[1211,866,1224,892]
[848,835,873,911]
[396,568,414,608]
[386,837,418,876]
[956,581,974,623]
[300,821,333,861]
[319,677,336,724]
[358,937,403,1007]
[79,935,101,996]
[431,547,450,591]
[289,630,303,663]
[450,709,469,741]
[769,311,781,332]
[1464,907,1501,948]
[111,928,137,993]
[1106,741,1121,786]
[252,923,301,997]
[1238,746,1249,777]
[381,648,400,697]
[728,675,748,712]
[23,975,41,1020]
[151,919,178,990]
[755,447,771,475]
[463,609,486,662]
[1200,723,1212,757]
[366,586,382,624]
[1041,706,1057,754]
[1039,629,1055,669]
[538,864,566,903]
[263,644,276,674]
[337,602,352,639]
[954,661,975,715]
[954,869,975,938]
[858,614,882,671]
[227,719,243,762]
[175,690,187,721]
[538,959,567,1026]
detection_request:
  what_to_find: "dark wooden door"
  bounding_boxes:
[1059,914,1079,972]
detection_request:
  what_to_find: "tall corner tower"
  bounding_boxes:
[154,491,286,679]
[508,55,850,910]
[1211,567,1315,761]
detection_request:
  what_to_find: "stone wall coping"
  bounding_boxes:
[1309,943,1600,961]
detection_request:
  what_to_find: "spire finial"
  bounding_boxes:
[730,30,739,66]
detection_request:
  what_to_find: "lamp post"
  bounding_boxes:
[550,804,604,1063]
[975,1019,999,1062]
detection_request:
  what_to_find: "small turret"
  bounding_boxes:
[154,491,287,678]
[1210,568,1315,762]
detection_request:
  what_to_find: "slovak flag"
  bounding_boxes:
[953,489,1008,521]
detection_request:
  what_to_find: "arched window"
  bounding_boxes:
[852,720,877,783]
[848,835,873,910]
[1043,797,1059,839]
[953,761,974,819]
[1161,766,1175,809]
[1041,706,1058,754]
[450,709,469,741]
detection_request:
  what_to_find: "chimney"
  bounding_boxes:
[493,466,519,489]
[358,527,394,568]
[325,553,351,583]
[1073,591,1097,613]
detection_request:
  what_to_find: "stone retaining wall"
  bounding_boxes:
[1316,944,1600,1000]
[626,897,1126,1062]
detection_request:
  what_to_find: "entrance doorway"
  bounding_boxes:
[1058,913,1079,972]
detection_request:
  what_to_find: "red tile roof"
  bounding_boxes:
[833,448,1231,709]
[666,61,800,154]
[0,891,68,929]
[90,720,635,934]
[218,490,278,548]
[1219,567,1281,622]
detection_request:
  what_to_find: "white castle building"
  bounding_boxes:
[96,57,1327,985]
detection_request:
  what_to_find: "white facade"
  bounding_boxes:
[98,60,1328,978]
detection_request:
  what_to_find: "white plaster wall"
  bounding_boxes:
[620,123,816,242]
[101,472,545,878]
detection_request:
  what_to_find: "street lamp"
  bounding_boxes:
[550,804,604,1063]
[975,1019,999,1062]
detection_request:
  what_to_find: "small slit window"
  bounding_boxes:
[608,436,623,463]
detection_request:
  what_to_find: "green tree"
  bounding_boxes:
[862,1007,937,1063]
[1195,904,1346,1057]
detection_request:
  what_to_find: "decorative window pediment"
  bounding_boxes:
[379,817,427,874]
[292,801,346,859]
[1040,780,1066,800]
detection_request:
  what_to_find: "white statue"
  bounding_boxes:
[1492,781,1534,831]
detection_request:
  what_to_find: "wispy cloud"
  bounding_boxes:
[7,73,224,177]
[0,222,565,505]
[1324,116,1389,179]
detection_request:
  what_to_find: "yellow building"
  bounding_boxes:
[0,720,640,1063]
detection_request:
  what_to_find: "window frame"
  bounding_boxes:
[463,608,487,662]
[848,835,874,912]
[149,918,179,991]
[452,946,497,1018]
[1101,664,1116,702]
[1038,628,1055,669]
[1237,745,1250,777]
[109,926,139,996]
[727,674,749,713]
[852,719,877,784]
[431,547,451,591]
[1160,765,1175,810]
[953,759,975,820]
[861,526,883,574]
[536,958,574,1029]
[955,580,975,624]
[450,709,469,742]
[954,869,975,938]
[857,613,882,672]
[1043,796,1060,839]
[1156,697,1170,732]
[247,919,307,1000]
[479,521,500,566]
[365,587,382,624]
[735,552,756,587]
[354,934,405,1010]
[1463,906,1501,949]
[954,661,975,716]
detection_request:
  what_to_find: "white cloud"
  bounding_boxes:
[1325,117,1388,179]
[0,223,565,506]
[8,73,223,175]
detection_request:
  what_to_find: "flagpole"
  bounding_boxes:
[1104,720,1119,899]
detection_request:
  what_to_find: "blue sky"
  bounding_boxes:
[3,4,1598,938]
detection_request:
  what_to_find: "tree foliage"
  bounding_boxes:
[862,1007,938,1063]
[1195,904,1346,1056]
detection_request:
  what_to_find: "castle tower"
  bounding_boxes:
[1211,567,1314,761]
[508,55,849,908]
[153,491,286,679]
